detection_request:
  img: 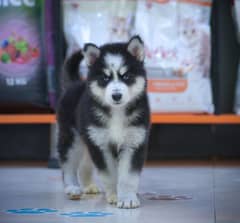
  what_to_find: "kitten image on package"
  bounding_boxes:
[178,17,211,79]
[134,0,213,113]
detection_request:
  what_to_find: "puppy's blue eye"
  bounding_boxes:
[103,74,110,82]
[122,73,130,80]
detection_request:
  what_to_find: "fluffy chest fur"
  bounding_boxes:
[87,108,146,151]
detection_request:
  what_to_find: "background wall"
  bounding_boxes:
[0,0,240,161]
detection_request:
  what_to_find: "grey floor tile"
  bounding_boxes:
[214,162,240,223]
[0,164,216,223]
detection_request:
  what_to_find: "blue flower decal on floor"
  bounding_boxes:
[5,209,112,218]
[60,211,113,218]
[7,208,58,215]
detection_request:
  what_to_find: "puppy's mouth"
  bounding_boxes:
[113,102,122,106]
[111,101,125,107]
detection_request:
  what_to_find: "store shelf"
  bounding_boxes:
[151,114,240,124]
[0,114,56,124]
[0,114,240,125]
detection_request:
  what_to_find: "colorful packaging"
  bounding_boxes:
[0,0,47,106]
[63,0,137,56]
[45,0,57,109]
[234,0,240,114]
[135,0,213,113]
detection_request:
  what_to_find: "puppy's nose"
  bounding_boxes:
[112,93,122,102]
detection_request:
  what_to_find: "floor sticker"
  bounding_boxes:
[60,211,113,218]
[6,208,58,215]
[142,193,192,200]
[5,208,113,218]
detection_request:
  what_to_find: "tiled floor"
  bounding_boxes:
[0,160,239,223]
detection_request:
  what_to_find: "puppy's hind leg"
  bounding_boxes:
[99,152,118,205]
[78,147,100,194]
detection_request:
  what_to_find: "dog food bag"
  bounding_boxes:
[135,0,214,113]
[0,0,48,106]
[45,0,58,109]
[234,0,240,114]
[63,0,137,56]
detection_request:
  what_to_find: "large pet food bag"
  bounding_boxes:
[135,0,214,113]
[234,0,240,114]
[45,0,58,109]
[0,0,47,106]
[63,0,137,57]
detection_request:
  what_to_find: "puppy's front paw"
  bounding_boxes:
[83,184,100,194]
[117,194,140,209]
[64,185,81,200]
[106,193,117,205]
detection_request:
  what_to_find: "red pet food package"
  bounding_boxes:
[0,0,47,106]
[135,0,214,113]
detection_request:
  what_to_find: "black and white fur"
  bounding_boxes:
[57,36,150,209]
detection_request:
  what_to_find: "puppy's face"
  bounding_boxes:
[83,36,146,107]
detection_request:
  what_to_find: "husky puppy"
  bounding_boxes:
[57,36,150,209]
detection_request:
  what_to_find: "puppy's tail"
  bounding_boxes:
[61,50,84,91]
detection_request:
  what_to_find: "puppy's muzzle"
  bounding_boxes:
[112,93,122,102]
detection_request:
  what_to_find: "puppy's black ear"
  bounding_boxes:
[127,35,145,62]
[83,43,100,66]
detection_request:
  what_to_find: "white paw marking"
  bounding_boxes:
[83,184,100,194]
[106,193,118,205]
[64,185,81,200]
[117,194,140,209]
